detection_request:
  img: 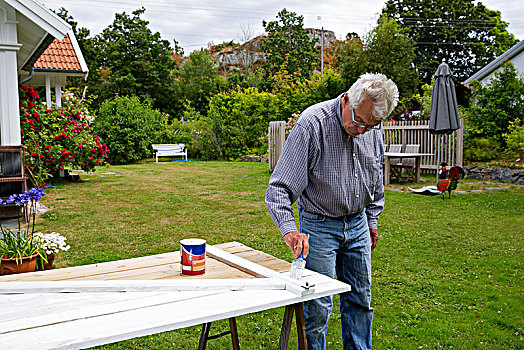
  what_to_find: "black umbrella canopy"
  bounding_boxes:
[429,62,460,135]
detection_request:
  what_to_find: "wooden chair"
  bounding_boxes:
[388,144,403,182]
[0,146,27,221]
[391,144,420,182]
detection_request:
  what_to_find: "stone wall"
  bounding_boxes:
[464,166,524,184]
[240,155,268,163]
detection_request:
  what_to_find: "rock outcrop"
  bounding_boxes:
[212,28,338,74]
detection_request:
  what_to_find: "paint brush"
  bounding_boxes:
[289,251,306,280]
[289,234,308,280]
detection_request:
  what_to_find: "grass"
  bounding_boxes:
[33,160,523,349]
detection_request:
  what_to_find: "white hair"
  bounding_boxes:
[348,73,399,121]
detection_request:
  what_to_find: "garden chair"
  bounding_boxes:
[388,144,403,182]
[391,144,420,182]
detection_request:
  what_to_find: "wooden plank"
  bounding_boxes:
[0,243,289,282]
[0,252,179,282]
[1,292,168,322]
[0,272,349,350]
[206,246,314,295]
[1,291,222,335]
[0,278,288,294]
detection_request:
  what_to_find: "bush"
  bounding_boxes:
[19,85,108,186]
[206,87,281,159]
[169,70,347,161]
[93,96,166,164]
[464,138,500,162]
[504,118,524,160]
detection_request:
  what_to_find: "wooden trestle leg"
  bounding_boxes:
[278,303,308,350]
[198,317,240,349]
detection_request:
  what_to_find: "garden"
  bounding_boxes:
[1,2,523,349]
[16,161,524,349]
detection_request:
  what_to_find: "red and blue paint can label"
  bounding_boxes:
[180,239,206,276]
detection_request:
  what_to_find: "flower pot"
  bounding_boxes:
[0,253,38,275]
[35,253,55,271]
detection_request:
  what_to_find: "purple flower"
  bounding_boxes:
[25,187,46,201]
[2,188,45,206]
[5,193,30,206]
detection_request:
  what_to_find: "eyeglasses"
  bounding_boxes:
[352,108,381,130]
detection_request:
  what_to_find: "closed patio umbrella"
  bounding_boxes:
[429,61,461,181]
[429,61,460,134]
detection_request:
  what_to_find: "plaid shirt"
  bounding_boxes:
[265,94,385,236]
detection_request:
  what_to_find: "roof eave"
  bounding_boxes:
[5,0,71,39]
[67,30,89,74]
[464,41,524,85]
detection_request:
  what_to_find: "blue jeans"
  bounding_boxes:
[299,206,373,350]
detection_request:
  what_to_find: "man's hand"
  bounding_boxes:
[283,231,309,259]
[370,229,379,251]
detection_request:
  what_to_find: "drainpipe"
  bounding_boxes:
[19,68,35,85]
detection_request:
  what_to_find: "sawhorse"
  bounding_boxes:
[198,303,307,349]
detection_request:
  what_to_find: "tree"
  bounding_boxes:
[339,17,419,100]
[89,8,178,114]
[174,50,224,117]
[465,62,524,146]
[93,96,166,164]
[260,9,317,86]
[382,0,518,84]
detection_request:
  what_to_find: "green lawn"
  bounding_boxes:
[35,161,523,349]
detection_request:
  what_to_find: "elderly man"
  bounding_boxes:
[266,73,399,349]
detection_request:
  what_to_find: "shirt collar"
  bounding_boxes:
[335,93,345,129]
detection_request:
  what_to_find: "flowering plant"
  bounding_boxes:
[34,232,70,255]
[19,84,109,185]
[285,112,301,136]
[0,188,46,264]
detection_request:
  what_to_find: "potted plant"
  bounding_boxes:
[34,232,70,270]
[0,188,47,275]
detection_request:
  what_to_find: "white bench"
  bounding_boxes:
[152,144,187,162]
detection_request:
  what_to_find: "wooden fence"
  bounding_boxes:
[268,121,286,171]
[383,119,464,173]
[268,119,464,173]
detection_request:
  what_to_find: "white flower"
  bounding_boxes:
[34,232,70,255]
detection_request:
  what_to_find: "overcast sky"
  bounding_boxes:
[41,0,524,54]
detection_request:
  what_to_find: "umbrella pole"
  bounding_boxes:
[436,135,441,183]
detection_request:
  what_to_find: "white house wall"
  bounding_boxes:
[479,50,524,86]
[0,0,70,146]
[0,1,21,145]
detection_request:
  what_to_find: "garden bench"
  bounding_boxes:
[152,144,187,162]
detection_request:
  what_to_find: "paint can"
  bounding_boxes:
[180,239,206,276]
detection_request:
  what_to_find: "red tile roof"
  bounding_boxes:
[34,34,83,71]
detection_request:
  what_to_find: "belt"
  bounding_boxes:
[302,208,364,221]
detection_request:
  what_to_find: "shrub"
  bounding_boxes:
[19,85,108,186]
[504,118,524,160]
[464,138,500,162]
[206,87,281,159]
[93,96,166,164]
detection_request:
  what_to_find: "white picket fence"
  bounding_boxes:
[268,119,464,173]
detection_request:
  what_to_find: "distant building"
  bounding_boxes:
[464,41,524,87]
